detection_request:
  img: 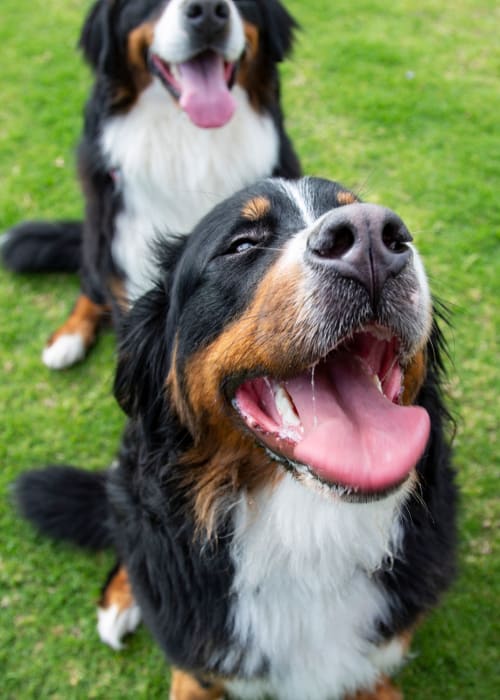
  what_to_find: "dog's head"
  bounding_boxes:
[80,0,296,125]
[116,177,437,532]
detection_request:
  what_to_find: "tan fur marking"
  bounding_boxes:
[127,22,155,93]
[241,196,271,221]
[99,566,135,612]
[237,22,272,111]
[399,628,414,654]
[167,263,304,533]
[402,349,427,405]
[47,294,109,350]
[345,676,403,700]
[182,262,304,431]
[169,669,224,700]
[181,434,280,539]
[337,191,359,206]
[167,337,193,430]
[108,275,130,313]
[243,22,259,60]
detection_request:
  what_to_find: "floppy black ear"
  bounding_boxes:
[256,0,298,62]
[79,0,117,73]
[114,233,188,423]
[114,285,171,420]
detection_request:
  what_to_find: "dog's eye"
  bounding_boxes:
[223,234,261,256]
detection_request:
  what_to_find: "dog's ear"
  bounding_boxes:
[255,0,298,62]
[114,237,187,422]
[79,0,118,74]
[114,285,170,420]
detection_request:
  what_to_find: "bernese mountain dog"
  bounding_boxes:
[2,0,300,369]
[16,177,457,700]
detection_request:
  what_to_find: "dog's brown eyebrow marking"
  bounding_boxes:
[336,191,359,206]
[241,196,271,221]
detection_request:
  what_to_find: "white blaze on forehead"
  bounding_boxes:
[278,178,317,228]
[152,0,246,63]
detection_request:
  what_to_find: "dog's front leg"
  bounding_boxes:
[97,563,141,650]
[42,293,109,369]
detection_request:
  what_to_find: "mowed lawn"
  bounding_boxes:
[0,0,498,698]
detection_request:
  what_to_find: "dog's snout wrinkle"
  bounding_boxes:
[306,204,413,305]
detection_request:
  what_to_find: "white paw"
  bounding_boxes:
[97,603,142,651]
[42,333,85,369]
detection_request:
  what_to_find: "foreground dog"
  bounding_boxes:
[2,0,299,369]
[16,177,457,699]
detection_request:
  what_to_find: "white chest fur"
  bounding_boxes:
[100,80,280,300]
[224,475,408,700]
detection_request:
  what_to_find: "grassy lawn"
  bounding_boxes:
[0,0,498,697]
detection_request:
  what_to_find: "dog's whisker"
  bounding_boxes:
[311,363,318,428]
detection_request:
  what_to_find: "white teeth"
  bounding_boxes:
[274,384,301,427]
[373,374,383,394]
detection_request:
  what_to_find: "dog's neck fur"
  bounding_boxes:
[101,79,280,301]
[220,474,409,700]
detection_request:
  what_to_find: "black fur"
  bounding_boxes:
[107,423,237,670]
[15,465,111,550]
[15,178,457,693]
[1,221,81,273]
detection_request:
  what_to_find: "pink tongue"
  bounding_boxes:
[178,53,236,128]
[288,354,430,492]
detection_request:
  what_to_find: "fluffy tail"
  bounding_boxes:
[14,466,112,550]
[1,220,82,273]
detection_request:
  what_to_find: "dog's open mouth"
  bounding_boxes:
[150,49,238,128]
[233,329,430,496]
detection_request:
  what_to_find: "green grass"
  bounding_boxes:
[0,0,498,697]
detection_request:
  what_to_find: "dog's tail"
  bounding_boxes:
[14,466,112,550]
[1,220,82,273]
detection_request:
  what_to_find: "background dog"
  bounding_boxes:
[2,0,300,369]
[16,177,457,700]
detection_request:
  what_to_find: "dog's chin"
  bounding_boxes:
[265,449,413,504]
[149,49,239,128]
[231,328,430,502]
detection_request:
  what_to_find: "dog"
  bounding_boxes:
[16,177,457,699]
[2,0,300,370]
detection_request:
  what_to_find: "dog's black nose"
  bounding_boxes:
[306,203,413,305]
[184,0,230,36]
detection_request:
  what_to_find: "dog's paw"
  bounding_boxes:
[42,333,85,369]
[97,602,142,651]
